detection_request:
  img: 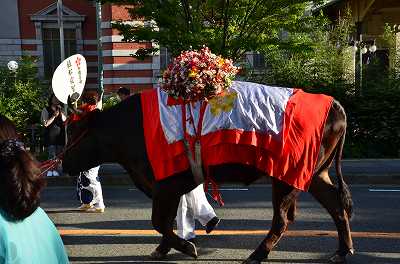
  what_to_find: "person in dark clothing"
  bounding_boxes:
[41,94,66,177]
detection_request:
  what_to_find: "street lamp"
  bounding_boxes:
[7,60,19,86]
[7,60,19,72]
[368,44,377,53]
[352,40,377,95]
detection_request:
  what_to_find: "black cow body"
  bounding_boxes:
[63,93,354,263]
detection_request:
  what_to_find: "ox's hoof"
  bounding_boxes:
[329,248,355,263]
[329,253,346,263]
[183,240,198,259]
[242,258,261,264]
[149,249,168,260]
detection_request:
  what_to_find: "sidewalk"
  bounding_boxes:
[46,159,400,186]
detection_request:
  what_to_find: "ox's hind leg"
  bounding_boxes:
[243,178,300,264]
[308,99,354,262]
[150,173,198,259]
[309,169,354,263]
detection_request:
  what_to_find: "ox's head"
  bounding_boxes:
[62,95,154,198]
[63,109,107,175]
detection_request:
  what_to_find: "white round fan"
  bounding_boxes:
[52,54,87,104]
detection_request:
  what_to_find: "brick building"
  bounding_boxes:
[0,0,157,94]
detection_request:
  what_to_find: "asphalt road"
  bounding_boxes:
[47,159,400,186]
[42,185,400,264]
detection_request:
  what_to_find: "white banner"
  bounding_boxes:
[52,54,87,104]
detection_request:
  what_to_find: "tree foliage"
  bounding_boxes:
[0,57,47,131]
[99,1,400,157]
[248,12,400,158]
[246,9,354,92]
[103,0,324,61]
[344,25,400,158]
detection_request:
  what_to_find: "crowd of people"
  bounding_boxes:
[0,86,220,263]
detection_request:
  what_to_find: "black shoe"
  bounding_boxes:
[149,249,168,260]
[206,216,220,234]
[184,239,198,259]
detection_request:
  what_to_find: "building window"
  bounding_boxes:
[160,47,172,71]
[253,53,265,69]
[42,28,77,78]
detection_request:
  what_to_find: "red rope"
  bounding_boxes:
[181,102,224,206]
[39,128,89,177]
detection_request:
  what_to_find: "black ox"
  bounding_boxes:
[63,91,354,264]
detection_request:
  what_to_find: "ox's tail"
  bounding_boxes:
[335,119,353,220]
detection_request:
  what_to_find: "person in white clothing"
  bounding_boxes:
[176,183,220,242]
[150,183,220,259]
[72,92,106,213]
[77,165,105,213]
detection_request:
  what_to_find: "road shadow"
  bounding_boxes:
[62,234,400,257]
[68,255,175,263]
[47,209,84,213]
[54,218,340,231]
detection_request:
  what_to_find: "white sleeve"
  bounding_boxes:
[60,107,67,122]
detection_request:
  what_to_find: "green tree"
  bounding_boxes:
[0,56,47,131]
[102,0,324,61]
[248,9,355,93]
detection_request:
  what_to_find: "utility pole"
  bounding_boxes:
[57,0,65,61]
[57,0,68,145]
[95,1,104,102]
[359,34,363,96]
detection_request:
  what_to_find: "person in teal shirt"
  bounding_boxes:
[0,114,69,264]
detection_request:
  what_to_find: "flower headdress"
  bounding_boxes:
[161,46,238,101]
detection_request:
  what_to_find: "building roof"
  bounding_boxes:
[312,0,344,13]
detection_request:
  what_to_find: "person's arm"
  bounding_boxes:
[0,220,8,263]
[41,108,59,127]
[60,107,67,122]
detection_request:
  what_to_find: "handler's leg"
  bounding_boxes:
[176,194,196,240]
[189,184,219,233]
[76,166,104,212]
[244,179,299,264]
[85,166,105,212]
[309,169,354,262]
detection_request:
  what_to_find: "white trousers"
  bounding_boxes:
[77,166,105,208]
[176,184,216,240]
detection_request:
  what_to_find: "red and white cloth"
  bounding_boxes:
[141,81,333,191]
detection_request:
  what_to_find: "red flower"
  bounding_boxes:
[161,47,238,101]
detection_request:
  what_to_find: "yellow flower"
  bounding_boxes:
[188,70,197,78]
[217,58,225,67]
[209,91,237,116]
[210,105,222,116]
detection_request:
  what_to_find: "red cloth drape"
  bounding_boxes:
[141,89,332,191]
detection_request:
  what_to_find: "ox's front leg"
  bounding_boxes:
[150,174,198,260]
[243,179,299,264]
